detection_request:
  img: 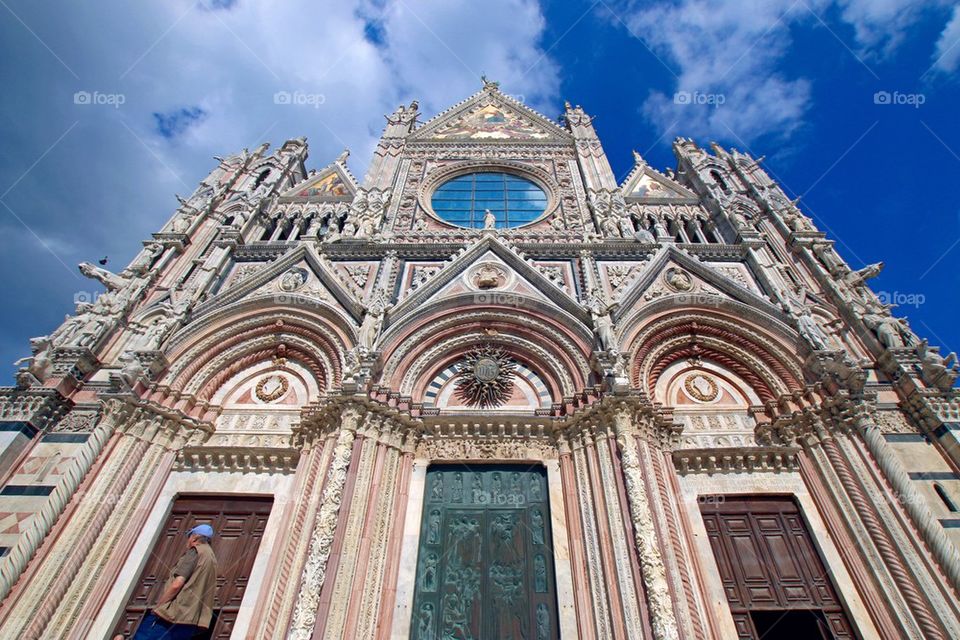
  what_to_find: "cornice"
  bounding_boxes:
[175,446,301,473]
[673,446,802,475]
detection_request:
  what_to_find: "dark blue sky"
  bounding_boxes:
[0,0,957,384]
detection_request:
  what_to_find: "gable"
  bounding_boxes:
[412,86,571,143]
[614,247,784,322]
[388,235,589,328]
[282,159,356,199]
[628,172,691,200]
[193,245,364,323]
[433,103,552,140]
[620,158,697,203]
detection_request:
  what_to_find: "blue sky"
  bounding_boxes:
[0,0,958,384]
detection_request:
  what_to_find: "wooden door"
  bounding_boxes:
[700,496,856,640]
[410,464,559,640]
[113,495,273,639]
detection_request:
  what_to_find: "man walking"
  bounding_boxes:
[124,523,219,640]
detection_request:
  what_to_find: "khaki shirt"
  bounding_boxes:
[154,542,218,628]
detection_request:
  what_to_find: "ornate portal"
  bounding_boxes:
[411,465,558,640]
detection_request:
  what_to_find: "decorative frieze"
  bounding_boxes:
[175,446,300,473]
[672,446,801,475]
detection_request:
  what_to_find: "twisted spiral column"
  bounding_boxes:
[858,419,960,592]
[612,408,679,640]
[287,411,359,640]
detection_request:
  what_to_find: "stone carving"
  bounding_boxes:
[289,426,357,639]
[410,265,441,291]
[344,264,370,289]
[13,337,54,387]
[78,262,129,291]
[584,295,618,351]
[417,437,557,461]
[470,263,507,290]
[454,344,516,408]
[684,373,719,402]
[916,340,959,391]
[613,409,680,640]
[278,267,309,292]
[663,267,693,292]
[358,292,391,350]
[539,265,565,288]
[607,264,639,292]
[255,374,289,402]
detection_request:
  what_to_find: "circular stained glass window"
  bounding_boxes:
[431,172,548,228]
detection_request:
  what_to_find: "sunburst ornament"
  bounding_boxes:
[454,344,516,408]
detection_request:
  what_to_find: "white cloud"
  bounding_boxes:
[932,4,960,74]
[0,0,561,375]
[619,0,954,144]
[625,0,818,144]
[836,0,929,54]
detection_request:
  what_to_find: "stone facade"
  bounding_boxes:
[0,81,959,639]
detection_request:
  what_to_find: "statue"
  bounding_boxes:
[916,340,959,391]
[635,227,656,243]
[811,242,846,276]
[139,313,177,350]
[862,305,906,349]
[116,351,145,389]
[79,262,128,291]
[584,296,618,350]
[483,209,497,230]
[124,242,164,276]
[618,213,635,238]
[357,294,390,350]
[13,336,53,385]
[843,262,883,288]
[49,308,90,346]
[796,308,831,351]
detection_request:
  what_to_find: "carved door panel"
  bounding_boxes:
[701,496,856,640]
[113,495,273,640]
[411,464,559,640]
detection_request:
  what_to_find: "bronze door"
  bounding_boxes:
[701,496,856,640]
[410,464,559,640]
[113,495,273,639]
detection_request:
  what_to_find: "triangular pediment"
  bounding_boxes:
[411,87,571,143]
[621,158,697,203]
[388,233,589,329]
[193,245,364,323]
[614,247,784,321]
[282,155,357,199]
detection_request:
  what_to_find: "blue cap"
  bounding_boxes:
[187,524,214,538]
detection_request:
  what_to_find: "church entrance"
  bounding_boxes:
[113,495,273,639]
[700,496,856,640]
[410,464,559,640]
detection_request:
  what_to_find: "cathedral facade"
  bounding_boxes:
[0,82,959,639]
